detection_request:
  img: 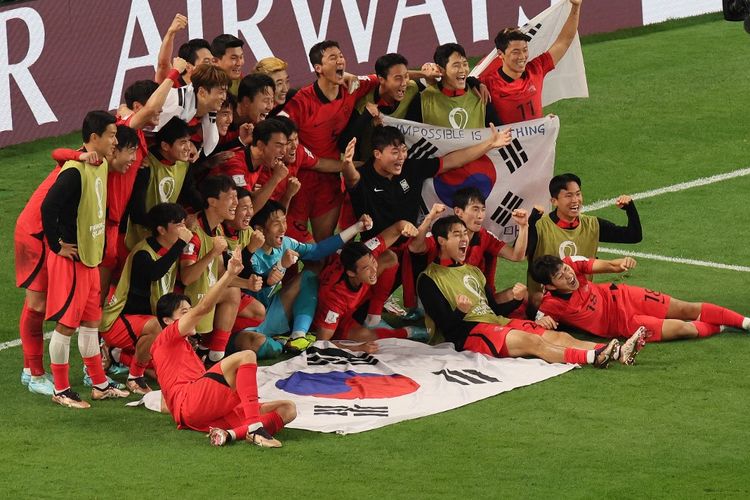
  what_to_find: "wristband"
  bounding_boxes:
[167,68,181,83]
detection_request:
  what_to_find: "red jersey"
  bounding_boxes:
[538,257,617,335]
[17,166,62,234]
[284,76,379,160]
[208,148,260,189]
[107,114,145,224]
[313,236,386,332]
[480,51,555,124]
[149,320,205,419]
[257,144,318,201]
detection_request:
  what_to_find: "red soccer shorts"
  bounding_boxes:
[506,318,546,336]
[463,323,512,358]
[14,226,48,292]
[239,293,256,312]
[101,314,153,349]
[100,223,120,270]
[614,285,672,340]
[293,170,344,219]
[45,252,101,327]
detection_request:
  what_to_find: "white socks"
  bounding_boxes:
[77,326,100,358]
[49,331,71,364]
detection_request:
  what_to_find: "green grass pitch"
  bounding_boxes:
[1,13,749,498]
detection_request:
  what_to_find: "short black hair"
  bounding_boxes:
[453,187,485,210]
[530,255,564,286]
[494,28,532,52]
[340,242,372,273]
[371,125,405,152]
[211,34,244,59]
[250,199,286,229]
[156,293,192,328]
[432,215,465,241]
[156,117,191,147]
[81,111,116,143]
[433,43,466,69]
[220,92,237,111]
[309,40,340,70]
[178,38,212,65]
[272,115,298,135]
[236,186,251,200]
[115,124,139,150]
[549,173,582,198]
[123,80,159,109]
[375,53,409,79]
[237,73,275,102]
[146,203,187,235]
[252,118,288,146]
[199,175,237,205]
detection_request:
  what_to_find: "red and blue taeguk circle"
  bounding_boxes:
[275,370,420,399]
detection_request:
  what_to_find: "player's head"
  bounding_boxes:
[309,40,345,85]
[146,202,188,246]
[340,242,379,286]
[374,53,410,103]
[108,124,139,174]
[227,186,254,231]
[494,28,531,75]
[200,175,238,220]
[273,115,300,165]
[237,73,275,124]
[82,110,118,158]
[432,215,469,263]
[211,34,245,80]
[372,125,407,177]
[434,43,469,90]
[251,118,289,167]
[178,38,213,79]
[453,187,486,233]
[124,80,160,126]
[531,255,579,292]
[155,117,192,163]
[549,173,583,221]
[250,199,286,248]
[156,293,193,329]
[191,64,230,113]
[216,93,236,136]
[255,57,290,105]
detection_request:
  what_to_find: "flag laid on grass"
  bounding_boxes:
[256,339,575,434]
[383,114,558,243]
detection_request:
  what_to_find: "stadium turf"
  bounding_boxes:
[2,12,749,498]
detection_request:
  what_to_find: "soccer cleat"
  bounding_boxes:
[126,377,152,395]
[593,339,619,369]
[405,325,430,343]
[383,297,407,317]
[28,375,56,396]
[304,333,317,345]
[246,426,282,448]
[402,307,425,322]
[91,383,130,400]
[285,336,313,353]
[208,427,231,447]
[20,370,31,386]
[52,389,91,409]
[107,362,130,376]
[619,327,648,366]
[83,366,127,390]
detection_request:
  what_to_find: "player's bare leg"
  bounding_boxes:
[126,318,162,394]
[202,287,241,365]
[238,298,266,322]
[504,330,618,368]
[227,330,269,354]
[99,266,113,306]
[667,297,750,331]
[311,205,340,242]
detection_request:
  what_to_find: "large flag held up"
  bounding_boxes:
[470,0,589,107]
[383,115,559,243]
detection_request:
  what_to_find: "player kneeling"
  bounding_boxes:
[150,247,296,447]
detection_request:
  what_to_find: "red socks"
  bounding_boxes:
[129,359,149,379]
[699,303,745,329]
[563,348,589,365]
[83,355,108,386]
[50,363,70,392]
[235,363,261,422]
[232,316,262,334]
[204,330,230,352]
[20,303,45,376]
[691,321,722,338]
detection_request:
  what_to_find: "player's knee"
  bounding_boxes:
[279,400,297,423]
[245,301,266,321]
[143,318,161,336]
[221,286,241,306]
[26,292,46,313]
[237,349,257,365]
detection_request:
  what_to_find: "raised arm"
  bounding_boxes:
[155,14,187,83]
[548,0,582,65]
[442,124,511,172]
[590,256,637,275]
[341,138,360,188]
[408,203,446,254]
[498,209,529,262]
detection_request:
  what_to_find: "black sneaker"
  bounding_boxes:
[246,426,282,448]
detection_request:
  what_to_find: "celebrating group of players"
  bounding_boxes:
[14,0,750,447]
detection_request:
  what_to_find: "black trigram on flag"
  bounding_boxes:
[523,22,543,39]
[314,404,389,417]
[433,369,501,386]
[498,138,528,173]
[490,191,523,226]
[408,138,439,159]
[306,346,379,366]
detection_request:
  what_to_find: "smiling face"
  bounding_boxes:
[373,142,408,178]
[454,199,485,234]
[552,181,583,222]
[199,86,228,114]
[229,195,253,230]
[441,52,470,90]
[240,86,275,124]
[258,210,287,248]
[547,262,580,292]
[208,188,238,221]
[163,299,194,334]
[259,132,288,168]
[161,135,192,163]
[347,253,378,286]
[157,219,187,247]
[216,105,234,136]
[283,131,299,165]
[379,63,409,103]
[91,123,118,158]
[109,145,137,174]
[216,46,244,81]
[315,46,346,86]
[269,70,290,105]
[501,40,530,77]
[437,223,470,263]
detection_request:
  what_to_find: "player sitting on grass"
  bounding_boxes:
[531,255,750,342]
[417,216,645,367]
[150,247,296,448]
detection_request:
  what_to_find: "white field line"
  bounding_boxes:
[0,331,52,352]
[583,167,750,212]
[598,247,750,273]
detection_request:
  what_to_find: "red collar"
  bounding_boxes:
[438,257,462,267]
[440,86,466,97]
[555,217,580,229]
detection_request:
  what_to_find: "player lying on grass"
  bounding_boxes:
[417,216,645,367]
[150,247,296,448]
[531,255,750,341]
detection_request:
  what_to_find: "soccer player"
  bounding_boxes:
[313,221,429,346]
[282,40,380,240]
[406,43,500,128]
[246,200,372,357]
[236,73,276,125]
[417,216,644,367]
[211,34,245,96]
[532,255,750,343]
[99,203,192,394]
[255,56,292,110]
[154,14,212,86]
[481,0,583,124]
[526,173,642,304]
[41,111,130,408]
[150,247,296,448]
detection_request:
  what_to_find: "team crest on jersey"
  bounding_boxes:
[325,310,340,325]
[448,107,470,129]
[158,176,176,202]
[232,174,246,187]
[364,238,380,251]
[558,240,579,258]
[400,179,410,193]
